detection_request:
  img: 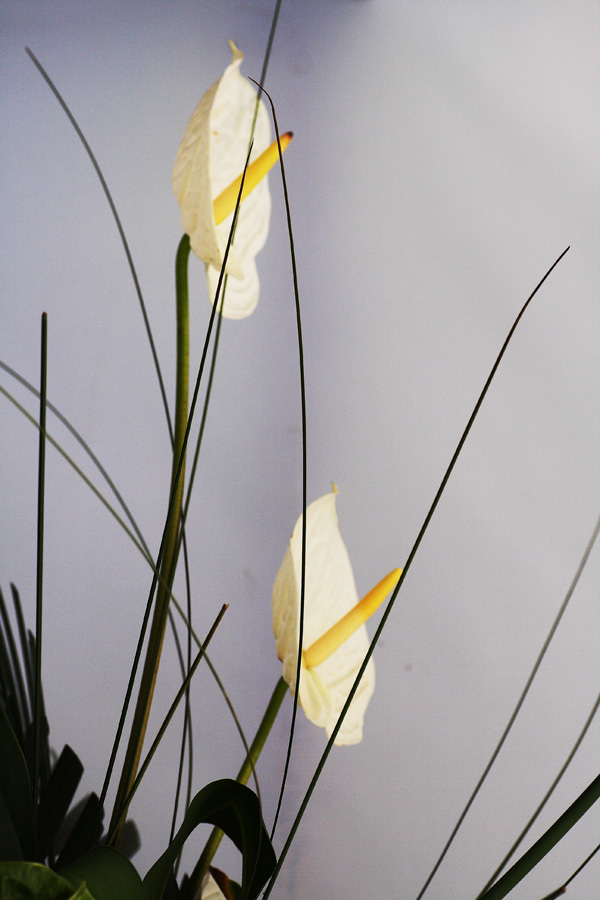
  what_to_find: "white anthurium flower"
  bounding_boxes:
[199,873,226,900]
[272,488,401,745]
[173,40,287,319]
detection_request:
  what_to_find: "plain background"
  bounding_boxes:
[1,2,598,898]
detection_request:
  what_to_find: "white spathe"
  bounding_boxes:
[173,41,271,318]
[201,874,226,900]
[272,489,375,745]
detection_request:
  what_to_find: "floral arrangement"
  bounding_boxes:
[0,5,598,900]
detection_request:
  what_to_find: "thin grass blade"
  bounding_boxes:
[25,48,173,443]
[477,774,600,900]
[477,688,600,896]
[250,80,307,844]
[418,510,600,900]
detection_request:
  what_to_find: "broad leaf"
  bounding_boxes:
[0,860,93,899]
[144,779,276,900]
[60,845,148,900]
[55,794,104,869]
[37,745,83,861]
[0,585,28,742]
[0,703,35,860]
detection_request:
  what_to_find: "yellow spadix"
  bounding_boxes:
[213,131,293,226]
[303,567,402,669]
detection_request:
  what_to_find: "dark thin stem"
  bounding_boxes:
[418,510,600,900]
[25,48,173,444]
[563,840,600,889]
[250,0,284,135]
[262,248,570,897]
[33,312,47,833]
[474,520,600,897]
[479,689,600,897]
[168,601,194,855]
[252,82,307,844]
[169,540,195,864]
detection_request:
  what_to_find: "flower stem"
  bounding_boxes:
[109,235,190,840]
[184,676,288,898]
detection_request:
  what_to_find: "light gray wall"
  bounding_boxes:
[1,2,598,898]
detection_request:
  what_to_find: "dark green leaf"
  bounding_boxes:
[0,591,25,742]
[4,586,51,791]
[60,845,148,900]
[0,703,35,860]
[144,779,275,900]
[55,794,104,869]
[10,586,34,718]
[0,589,29,730]
[37,746,83,861]
[26,632,51,789]
[0,792,26,862]
[0,860,94,899]
[0,644,24,745]
[23,716,50,797]
[160,872,181,900]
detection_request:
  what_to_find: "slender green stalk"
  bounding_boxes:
[109,235,191,840]
[477,774,600,900]
[185,677,288,898]
[170,287,226,864]
[33,312,47,834]
[106,604,227,846]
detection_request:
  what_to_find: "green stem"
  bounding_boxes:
[106,604,227,846]
[33,312,47,836]
[478,774,600,900]
[185,676,288,898]
[109,235,190,839]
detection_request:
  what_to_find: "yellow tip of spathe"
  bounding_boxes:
[213,132,293,226]
[303,567,402,670]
